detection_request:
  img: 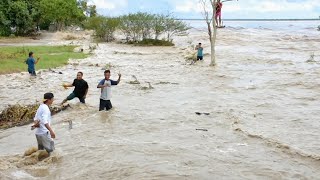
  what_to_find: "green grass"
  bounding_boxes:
[0,46,88,74]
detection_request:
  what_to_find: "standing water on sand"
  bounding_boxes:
[1,19,320,179]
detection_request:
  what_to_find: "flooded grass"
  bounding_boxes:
[0,46,88,74]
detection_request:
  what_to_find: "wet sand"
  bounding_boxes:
[0,27,320,179]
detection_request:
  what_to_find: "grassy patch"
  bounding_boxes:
[128,39,174,46]
[0,46,87,74]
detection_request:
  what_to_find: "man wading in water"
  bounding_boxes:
[25,52,40,76]
[195,43,204,61]
[97,70,121,111]
[32,93,55,154]
[61,72,89,105]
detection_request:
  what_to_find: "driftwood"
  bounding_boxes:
[0,104,69,129]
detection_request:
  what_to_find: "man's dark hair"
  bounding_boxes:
[77,71,83,76]
[29,52,33,57]
[199,43,201,45]
[104,70,110,74]
[43,93,54,103]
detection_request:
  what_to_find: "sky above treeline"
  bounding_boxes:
[88,0,320,19]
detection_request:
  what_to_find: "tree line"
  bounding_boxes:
[84,12,190,43]
[0,0,189,45]
[0,0,96,36]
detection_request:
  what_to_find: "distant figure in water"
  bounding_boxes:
[61,72,89,105]
[215,0,223,27]
[195,43,204,61]
[25,52,40,76]
[97,70,121,111]
[32,93,55,154]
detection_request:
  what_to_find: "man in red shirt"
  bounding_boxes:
[215,0,223,27]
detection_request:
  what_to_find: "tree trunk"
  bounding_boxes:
[210,0,217,66]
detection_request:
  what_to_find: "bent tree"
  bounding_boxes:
[199,0,217,66]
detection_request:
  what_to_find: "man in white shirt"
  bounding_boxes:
[33,93,56,153]
[97,70,121,111]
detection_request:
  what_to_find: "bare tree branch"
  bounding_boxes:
[199,0,217,66]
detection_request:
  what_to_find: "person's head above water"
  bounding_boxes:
[104,70,111,80]
[29,52,34,57]
[43,92,54,105]
[77,72,83,80]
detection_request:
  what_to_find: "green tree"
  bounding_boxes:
[7,0,33,35]
[84,16,119,42]
[118,12,189,43]
[26,0,41,31]
[78,0,96,17]
[39,0,86,31]
[152,14,166,40]
[163,16,189,42]
[88,5,97,17]
[119,14,135,42]
[0,2,11,36]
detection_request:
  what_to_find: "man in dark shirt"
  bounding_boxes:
[61,72,89,104]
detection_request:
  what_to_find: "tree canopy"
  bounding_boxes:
[0,0,97,36]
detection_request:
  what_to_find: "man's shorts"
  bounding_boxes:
[197,56,203,60]
[216,12,222,18]
[67,92,85,103]
[28,69,36,76]
[99,99,112,111]
[36,133,55,153]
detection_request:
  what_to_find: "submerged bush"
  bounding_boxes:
[84,16,120,42]
[129,39,174,46]
[118,12,189,43]
[0,104,69,129]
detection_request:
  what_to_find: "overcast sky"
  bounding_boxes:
[87,0,320,19]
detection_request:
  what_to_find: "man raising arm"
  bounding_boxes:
[97,70,121,111]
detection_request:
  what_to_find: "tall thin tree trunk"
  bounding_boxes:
[210,0,217,66]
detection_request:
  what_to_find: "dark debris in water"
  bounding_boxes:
[195,112,210,115]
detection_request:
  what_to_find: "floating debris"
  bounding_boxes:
[0,104,70,129]
[184,51,197,62]
[196,128,208,131]
[48,68,63,74]
[306,53,316,63]
[128,75,140,84]
[140,82,154,90]
[195,112,210,115]
[155,81,179,85]
[68,120,73,129]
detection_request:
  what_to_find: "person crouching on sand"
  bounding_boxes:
[97,70,121,111]
[61,72,89,105]
[32,93,55,154]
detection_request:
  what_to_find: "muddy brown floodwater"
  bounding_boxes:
[0,27,320,179]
